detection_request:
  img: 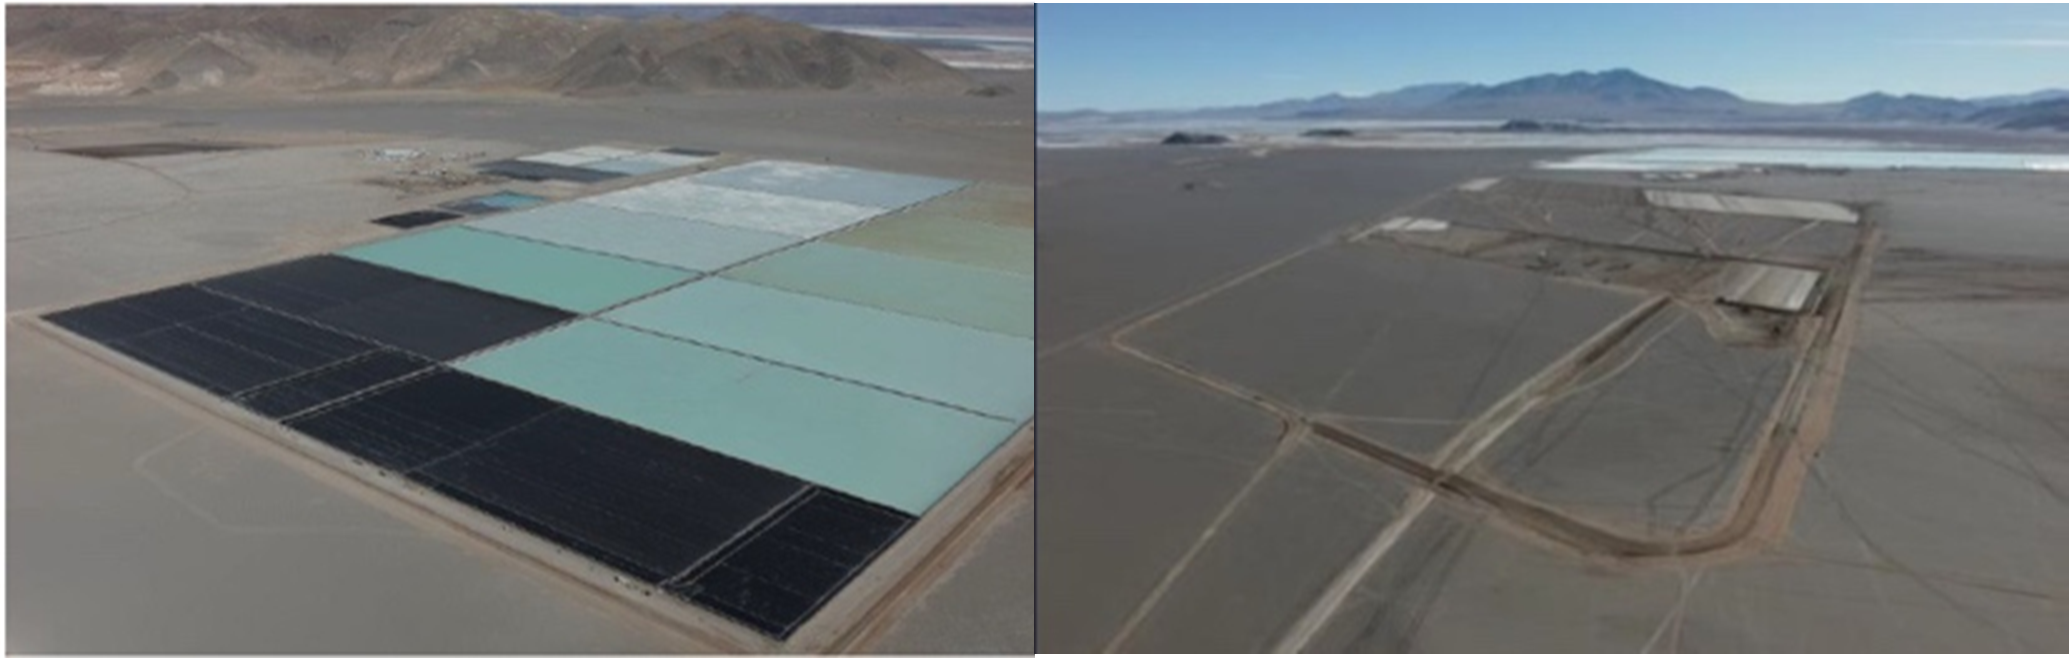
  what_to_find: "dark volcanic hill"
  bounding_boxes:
[1969,89,2069,108]
[1836,93,1977,122]
[1417,68,1786,120]
[5,5,975,97]
[1967,98,2069,131]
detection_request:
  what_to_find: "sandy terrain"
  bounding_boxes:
[7,75,1030,653]
[1035,146,1559,650]
[1034,146,1561,355]
[1037,141,2069,652]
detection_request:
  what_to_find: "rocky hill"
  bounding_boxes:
[547,13,968,96]
[1967,98,2069,131]
[5,5,975,97]
[1833,93,1975,122]
[1417,69,1792,121]
[1255,83,1474,119]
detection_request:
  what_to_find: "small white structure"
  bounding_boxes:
[1378,217,1452,232]
[369,148,424,162]
[1457,177,1502,192]
[1714,262,1822,314]
[1644,189,1858,224]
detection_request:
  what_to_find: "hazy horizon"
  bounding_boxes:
[1038,4,2069,112]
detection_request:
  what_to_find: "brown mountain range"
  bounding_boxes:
[5,6,975,97]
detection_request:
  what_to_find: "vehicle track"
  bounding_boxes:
[1093,191,1880,650]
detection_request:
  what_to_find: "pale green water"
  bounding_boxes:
[606,278,1033,421]
[339,227,695,313]
[467,202,799,272]
[830,212,1034,276]
[724,242,1033,338]
[457,320,1017,515]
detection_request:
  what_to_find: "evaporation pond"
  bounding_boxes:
[456,320,1017,515]
[606,278,1033,420]
[339,227,694,313]
[468,202,798,272]
[724,242,1033,338]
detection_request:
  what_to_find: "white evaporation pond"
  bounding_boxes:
[1542,146,2069,173]
[584,179,884,238]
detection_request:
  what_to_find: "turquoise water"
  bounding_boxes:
[471,191,549,209]
[339,227,695,313]
[467,202,799,272]
[457,320,1018,515]
[1543,147,2069,172]
[606,278,1034,421]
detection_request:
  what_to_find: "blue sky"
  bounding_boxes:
[1038,4,2069,111]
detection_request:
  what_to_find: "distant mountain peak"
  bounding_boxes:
[1468,69,1724,96]
[1430,68,1745,118]
[1967,96,2069,131]
[1038,68,2069,131]
[1849,91,1960,103]
[1837,92,1973,122]
[1968,88,2069,108]
[1591,67,1647,81]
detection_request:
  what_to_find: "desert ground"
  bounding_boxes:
[1036,138,2069,652]
[7,70,1032,653]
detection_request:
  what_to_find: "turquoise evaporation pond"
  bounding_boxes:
[606,278,1033,421]
[1543,146,2069,172]
[724,242,1033,339]
[467,202,799,272]
[456,320,1018,515]
[693,160,970,210]
[470,191,549,209]
[339,227,695,313]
